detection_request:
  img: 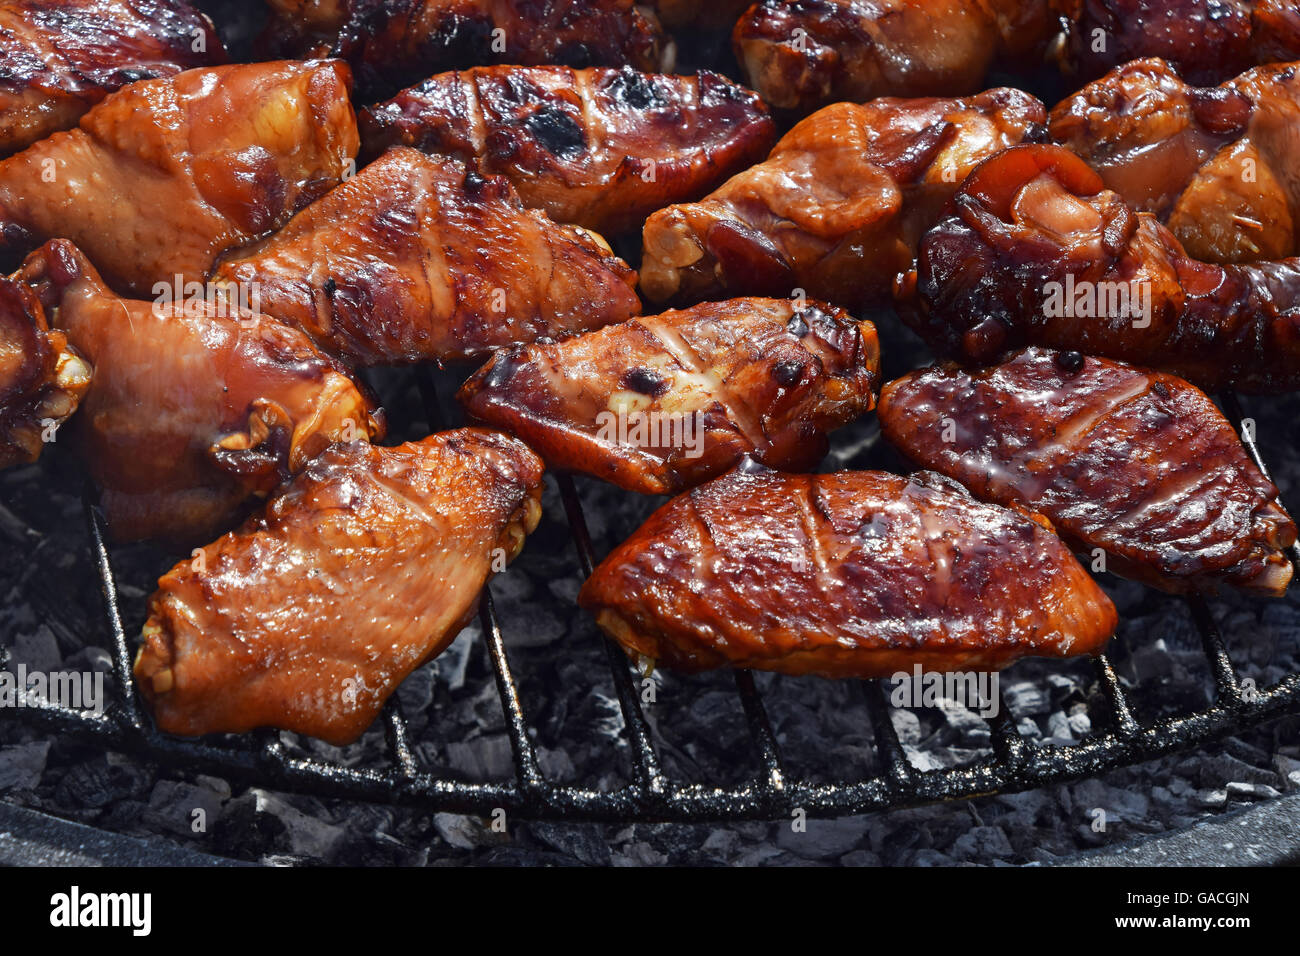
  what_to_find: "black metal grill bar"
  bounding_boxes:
[3,377,1298,823]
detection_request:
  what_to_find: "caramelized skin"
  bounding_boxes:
[135,430,545,745]
[879,348,1296,595]
[652,0,753,29]
[1053,0,1300,85]
[733,0,1053,114]
[260,0,665,98]
[1051,58,1300,263]
[360,66,776,234]
[579,467,1117,677]
[459,298,879,494]
[0,0,224,155]
[902,144,1300,393]
[215,147,640,365]
[0,60,358,295]
[0,273,90,468]
[23,240,381,544]
[640,89,1045,308]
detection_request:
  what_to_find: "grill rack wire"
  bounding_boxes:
[2,373,1299,825]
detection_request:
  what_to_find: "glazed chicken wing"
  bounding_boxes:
[879,348,1296,595]
[0,273,91,469]
[260,0,666,99]
[1053,0,1300,85]
[1051,59,1300,263]
[579,467,1117,677]
[733,0,1054,115]
[215,147,640,365]
[640,89,1046,308]
[458,298,879,494]
[360,66,776,235]
[0,0,224,155]
[135,430,545,745]
[0,60,358,295]
[901,144,1300,393]
[21,240,382,544]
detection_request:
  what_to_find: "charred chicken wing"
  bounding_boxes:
[0,273,90,469]
[733,0,1054,115]
[901,144,1300,393]
[135,429,545,745]
[1053,0,1300,85]
[640,89,1045,307]
[0,0,224,155]
[22,240,381,544]
[215,147,641,365]
[579,466,1118,676]
[879,348,1296,595]
[1051,58,1300,263]
[360,65,776,235]
[0,60,358,295]
[259,0,666,99]
[458,298,879,494]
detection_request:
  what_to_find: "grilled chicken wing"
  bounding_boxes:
[1051,59,1300,263]
[259,0,666,99]
[0,273,91,469]
[360,66,776,235]
[640,89,1045,308]
[652,0,753,29]
[459,298,879,494]
[0,60,358,295]
[135,430,545,744]
[0,0,224,156]
[21,240,381,544]
[901,144,1300,393]
[879,348,1296,595]
[733,0,1054,115]
[215,147,640,366]
[1053,0,1300,85]
[579,467,1117,677]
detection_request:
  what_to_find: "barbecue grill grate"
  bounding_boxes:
[2,374,1299,824]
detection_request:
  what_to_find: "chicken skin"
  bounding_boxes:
[1051,59,1300,263]
[0,0,224,155]
[1053,0,1300,86]
[259,0,666,99]
[733,0,1054,115]
[640,89,1046,307]
[0,273,91,469]
[21,240,382,544]
[215,147,640,366]
[879,348,1296,595]
[901,144,1300,393]
[360,66,776,235]
[579,467,1117,677]
[458,298,879,494]
[135,430,545,745]
[0,60,358,296]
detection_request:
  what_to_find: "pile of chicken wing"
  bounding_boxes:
[3,0,1297,744]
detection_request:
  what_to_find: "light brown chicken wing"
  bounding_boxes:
[640,89,1045,308]
[459,297,879,493]
[21,240,382,544]
[135,429,545,745]
[215,147,641,365]
[0,60,358,295]
[879,348,1296,595]
[733,0,1054,115]
[0,0,224,155]
[579,467,1118,677]
[359,65,776,234]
